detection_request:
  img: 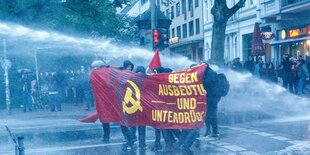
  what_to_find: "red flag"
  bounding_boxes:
[79,113,98,123]
[148,49,161,71]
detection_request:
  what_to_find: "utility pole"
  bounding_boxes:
[34,50,40,90]
[3,39,11,115]
[151,0,156,51]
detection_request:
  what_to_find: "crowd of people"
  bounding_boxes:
[20,68,94,112]
[16,53,310,153]
[229,54,310,96]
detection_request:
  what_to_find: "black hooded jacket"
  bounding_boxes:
[122,60,134,71]
[203,65,221,106]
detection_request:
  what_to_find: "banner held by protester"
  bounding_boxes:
[82,64,207,129]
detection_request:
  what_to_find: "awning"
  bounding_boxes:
[270,36,310,46]
[169,39,203,49]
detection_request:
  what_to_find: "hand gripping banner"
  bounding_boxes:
[88,64,207,129]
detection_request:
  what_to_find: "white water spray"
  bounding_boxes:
[1,21,310,123]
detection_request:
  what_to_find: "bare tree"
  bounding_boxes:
[211,0,246,65]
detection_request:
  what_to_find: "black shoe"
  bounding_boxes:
[152,143,162,151]
[194,140,200,148]
[122,144,133,151]
[180,145,193,155]
[102,138,109,143]
[212,133,220,138]
[163,145,173,153]
[204,131,211,137]
[139,145,147,150]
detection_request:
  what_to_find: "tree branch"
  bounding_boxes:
[211,0,229,21]
[228,0,246,17]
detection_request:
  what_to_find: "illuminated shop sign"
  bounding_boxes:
[169,37,179,45]
[288,27,307,38]
[281,29,286,40]
[261,32,274,40]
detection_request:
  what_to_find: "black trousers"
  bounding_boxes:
[102,123,110,140]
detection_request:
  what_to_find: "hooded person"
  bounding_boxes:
[152,66,165,151]
[154,66,165,74]
[120,60,135,151]
[203,62,221,138]
[90,60,110,143]
[180,62,223,153]
[129,66,147,150]
[123,60,134,71]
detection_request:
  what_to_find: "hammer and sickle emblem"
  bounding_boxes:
[122,80,143,114]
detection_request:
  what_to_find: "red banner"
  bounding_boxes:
[90,64,207,129]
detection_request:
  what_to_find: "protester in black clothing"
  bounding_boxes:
[21,72,32,112]
[265,60,276,83]
[90,60,111,143]
[280,54,294,92]
[231,57,243,72]
[120,60,135,151]
[244,56,255,74]
[153,66,165,151]
[129,66,147,149]
[204,64,221,138]
[180,63,224,153]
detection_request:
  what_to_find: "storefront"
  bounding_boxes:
[271,25,310,62]
[169,39,204,62]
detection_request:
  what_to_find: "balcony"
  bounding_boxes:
[281,0,310,7]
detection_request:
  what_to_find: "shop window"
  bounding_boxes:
[183,23,187,38]
[176,2,180,17]
[188,0,194,17]
[166,9,170,19]
[182,0,186,14]
[250,0,253,5]
[195,0,199,8]
[171,6,174,19]
[141,0,147,5]
[242,33,253,61]
[177,26,181,38]
[195,18,200,34]
[189,21,194,36]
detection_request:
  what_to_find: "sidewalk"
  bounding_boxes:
[0,104,103,152]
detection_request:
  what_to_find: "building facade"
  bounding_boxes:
[260,0,310,65]
[203,0,310,65]
[203,0,258,63]
[158,0,205,62]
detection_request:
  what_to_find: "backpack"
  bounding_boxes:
[217,73,230,97]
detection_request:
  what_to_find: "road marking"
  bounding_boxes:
[256,132,273,137]
[239,129,258,133]
[288,140,309,145]
[216,142,230,146]
[239,151,261,155]
[199,136,259,154]
[271,136,291,141]
[221,126,295,143]
[222,145,247,152]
